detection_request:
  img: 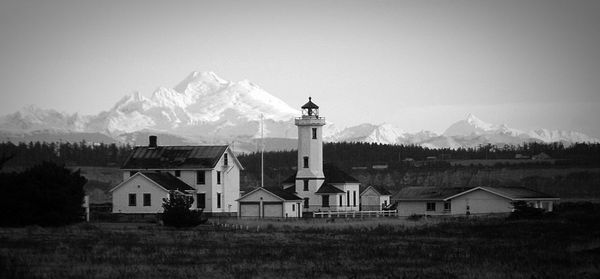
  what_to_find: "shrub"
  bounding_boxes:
[407,214,423,221]
[162,191,206,228]
[508,201,544,220]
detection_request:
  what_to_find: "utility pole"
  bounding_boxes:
[261,114,264,188]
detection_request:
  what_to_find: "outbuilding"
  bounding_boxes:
[360,185,392,211]
[237,187,304,218]
[392,186,559,216]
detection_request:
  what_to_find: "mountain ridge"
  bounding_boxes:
[0,71,597,150]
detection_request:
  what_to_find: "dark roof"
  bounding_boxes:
[301,97,319,109]
[392,187,473,201]
[315,184,345,194]
[141,172,195,192]
[282,164,359,184]
[481,187,558,199]
[263,187,303,201]
[122,145,228,169]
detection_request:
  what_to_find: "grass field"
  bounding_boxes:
[1,215,599,279]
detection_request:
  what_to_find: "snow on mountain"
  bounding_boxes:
[1,71,598,149]
[326,123,406,145]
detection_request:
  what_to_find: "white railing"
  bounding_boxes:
[312,210,398,218]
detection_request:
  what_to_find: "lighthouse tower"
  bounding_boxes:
[294,97,326,203]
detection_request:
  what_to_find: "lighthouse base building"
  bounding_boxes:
[237,97,361,218]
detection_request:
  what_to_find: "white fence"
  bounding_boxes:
[312,210,398,218]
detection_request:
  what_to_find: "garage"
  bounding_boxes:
[263,203,283,217]
[237,187,304,218]
[239,202,260,217]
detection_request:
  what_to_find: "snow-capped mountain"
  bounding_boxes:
[0,71,598,150]
[325,123,406,145]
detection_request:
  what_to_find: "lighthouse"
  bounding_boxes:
[295,97,325,181]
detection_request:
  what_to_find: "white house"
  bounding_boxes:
[360,185,392,211]
[391,186,559,216]
[237,187,304,218]
[110,172,195,214]
[111,136,243,216]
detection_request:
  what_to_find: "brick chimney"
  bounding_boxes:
[149,135,157,148]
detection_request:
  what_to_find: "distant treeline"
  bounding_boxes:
[238,142,600,175]
[1,141,600,171]
[0,141,132,168]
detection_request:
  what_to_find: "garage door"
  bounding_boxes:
[263,203,283,218]
[240,203,259,217]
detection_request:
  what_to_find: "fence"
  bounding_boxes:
[312,210,398,218]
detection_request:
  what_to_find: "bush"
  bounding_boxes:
[0,161,87,227]
[407,214,423,221]
[162,191,206,228]
[508,201,545,220]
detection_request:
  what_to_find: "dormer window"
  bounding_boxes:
[224,153,228,166]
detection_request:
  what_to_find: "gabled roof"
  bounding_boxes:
[121,145,243,170]
[282,164,359,184]
[392,187,473,201]
[392,186,559,201]
[109,172,195,193]
[237,186,303,201]
[446,186,559,201]
[360,185,392,196]
[315,184,345,194]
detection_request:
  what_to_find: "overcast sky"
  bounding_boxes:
[1,0,599,137]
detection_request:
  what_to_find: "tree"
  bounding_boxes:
[0,161,87,227]
[162,191,205,228]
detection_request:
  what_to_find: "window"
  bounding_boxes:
[353,191,357,207]
[304,198,309,208]
[303,180,309,191]
[174,170,181,177]
[312,128,317,139]
[128,194,136,206]
[196,171,205,185]
[444,202,451,212]
[339,195,342,206]
[426,202,436,211]
[292,204,295,211]
[197,193,205,209]
[129,171,137,177]
[217,193,221,208]
[303,156,309,168]
[217,171,221,184]
[224,153,228,166]
[346,191,350,206]
[143,193,151,206]
[322,195,329,207]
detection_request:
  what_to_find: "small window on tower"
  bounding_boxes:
[303,156,309,168]
[312,128,317,139]
[303,180,309,191]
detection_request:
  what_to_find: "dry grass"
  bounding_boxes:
[1,216,599,279]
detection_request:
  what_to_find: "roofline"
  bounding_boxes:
[109,172,170,193]
[443,186,558,201]
[236,187,303,202]
[360,185,391,196]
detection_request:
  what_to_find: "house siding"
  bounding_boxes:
[450,189,513,215]
[112,175,169,214]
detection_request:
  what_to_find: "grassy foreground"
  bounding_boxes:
[1,216,599,279]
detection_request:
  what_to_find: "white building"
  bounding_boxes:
[360,186,392,211]
[391,186,559,216]
[281,97,360,213]
[237,187,304,218]
[110,136,243,216]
